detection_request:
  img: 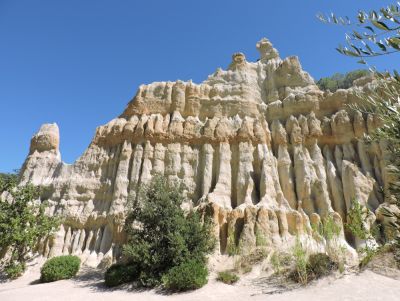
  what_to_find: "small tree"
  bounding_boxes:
[346,200,371,241]
[110,175,214,290]
[0,173,59,279]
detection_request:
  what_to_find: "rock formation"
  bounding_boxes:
[19,38,390,267]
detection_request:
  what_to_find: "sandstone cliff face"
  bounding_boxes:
[19,39,389,267]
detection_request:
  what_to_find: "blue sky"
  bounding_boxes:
[0,0,398,173]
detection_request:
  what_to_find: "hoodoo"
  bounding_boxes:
[19,38,393,267]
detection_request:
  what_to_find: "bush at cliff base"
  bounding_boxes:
[105,263,140,287]
[40,255,81,283]
[105,175,214,291]
[162,259,208,291]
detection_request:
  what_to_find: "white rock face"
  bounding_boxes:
[17,38,390,266]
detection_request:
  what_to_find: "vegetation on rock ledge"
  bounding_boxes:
[316,69,370,92]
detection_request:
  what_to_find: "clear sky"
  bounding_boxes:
[0,0,398,173]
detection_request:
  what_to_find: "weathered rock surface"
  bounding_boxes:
[18,38,388,266]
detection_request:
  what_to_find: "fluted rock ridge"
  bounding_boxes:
[18,38,390,267]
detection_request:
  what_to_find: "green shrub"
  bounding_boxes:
[307,253,337,279]
[109,175,213,288]
[241,264,253,274]
[336,245,348,273]
[233,248,268,273]
[323,216,341,240]
[227,231,239,256]
[290,252,337,284]
[255,229,268,246]
[104,263,139,287]
[316,69,369,92]
[359,246,379,268]
[40,255,80,283]
[345,200,383,267]
[0,172,59,279]
[4,261,25,279]
[0,172,18,191]
[217,271,239,284]
[162,259,208,291]
[291,239,308,285]
[392,237,400,265]
[270,251,292,275]
[345,199,370,241]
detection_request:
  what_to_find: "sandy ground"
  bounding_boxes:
[1,264,400,301]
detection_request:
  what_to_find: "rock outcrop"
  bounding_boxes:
[19,38,388,266]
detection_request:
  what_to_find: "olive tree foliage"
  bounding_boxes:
[349,75,400,207]
[318,3,400,234]
[317,3,400,64]
[0,172,59,279]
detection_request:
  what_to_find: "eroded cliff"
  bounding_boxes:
[19,38,392,267]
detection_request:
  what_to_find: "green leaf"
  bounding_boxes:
[394,70,400,82]
[365,43,375,54]
[376,41,387,52]
[353,30,363,40]
[360,49,371,55]
[339,17,348,25]
[344,49,361,57]
[388,38,400,50]
[331,13,338,24]
[365,26,375,33]
[350,45,361,55]
[316,13,327,23]
[390,5,397,12]
[357,59,367,64]
[371,20,390,31]
[380,8,392,19]
[336,47,344,54]
[358,11,365,23]
[393,16,400,24]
